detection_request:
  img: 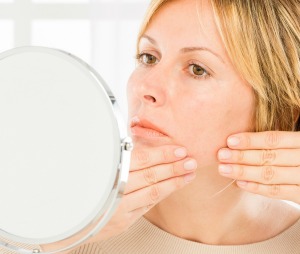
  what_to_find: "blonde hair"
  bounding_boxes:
[137,0,300,131]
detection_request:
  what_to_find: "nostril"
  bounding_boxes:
[144,95,156,103]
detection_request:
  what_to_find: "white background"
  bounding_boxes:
[0,0,150,117]
[0,0,299,211]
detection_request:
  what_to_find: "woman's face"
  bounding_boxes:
[127,0,255,165]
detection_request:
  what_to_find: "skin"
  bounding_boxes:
[127,0,300,245]
[219,131,300,204]
[54,0,300,252]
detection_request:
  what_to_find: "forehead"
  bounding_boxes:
[141,0,227,57]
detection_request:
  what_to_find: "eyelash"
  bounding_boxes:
[135,53,158,66]
[135,53,211,80]
[187,61,211,80]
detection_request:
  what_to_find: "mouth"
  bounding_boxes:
[130,116,169,139]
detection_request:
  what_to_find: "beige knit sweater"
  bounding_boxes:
[69,216,300,254]
[2,216,300,253]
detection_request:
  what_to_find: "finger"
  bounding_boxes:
[226,131,300,150]
[236,181,300,204]
[218,148,300,166]
[116,204,156,233]
[119,205,154,230]
[123,172,196,212]
[130,203,155,220]
[130,145,188,171]
[125,158,197,194]
[218,164,300,185]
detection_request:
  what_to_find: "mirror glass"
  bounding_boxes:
[0,46,131,253]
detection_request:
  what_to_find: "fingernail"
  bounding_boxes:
[218,164,232,174]
[184,173,196,183]
[184,159,197,170]
[237,181,248,187]
[174,147,187,158]
[227,136,240,147]
[218,149,232,160]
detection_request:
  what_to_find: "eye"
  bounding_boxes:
[137,53,158,65]
[192,65,205,75]
[190,64,206,76]
[188,63,210,79]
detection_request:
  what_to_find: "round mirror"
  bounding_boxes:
[0,46,132,253]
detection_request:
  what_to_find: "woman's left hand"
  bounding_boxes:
[217,131,300,205]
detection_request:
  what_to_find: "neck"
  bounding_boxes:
[144,163,298,245]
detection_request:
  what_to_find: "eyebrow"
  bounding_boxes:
[180,47,225,63]
[140,34,225,63]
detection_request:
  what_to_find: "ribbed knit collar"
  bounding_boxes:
[99,216,300,254]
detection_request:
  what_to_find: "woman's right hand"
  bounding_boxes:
[90,145,197,241]
[47,145,197,254]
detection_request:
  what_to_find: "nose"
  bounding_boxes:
[144,94,157,103]
[133,67,167,107]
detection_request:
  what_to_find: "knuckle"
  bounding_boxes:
[237,165,245,177]
[261,166,276,183]
[237,150,245,162]
[244,134,251,148]
[170,163,178,176]
[261,150,276,165]
[132,150,150,166]
[269,184,280,196]
[265,131,280,148]
[167,176,184,190]
[143,167,157,185]
[149,185,160,203]
[162,149,169,161]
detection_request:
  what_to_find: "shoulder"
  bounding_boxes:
[259,201,300,241]
[70,217,170,254]
[68,211,300,254]
[79,215,300,254]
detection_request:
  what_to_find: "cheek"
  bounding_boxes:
[126,67,149,105]
[126,72,135,100]
[126,72,139,114]
[173,86,255,161]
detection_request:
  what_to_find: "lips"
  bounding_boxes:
[130,116,168,138]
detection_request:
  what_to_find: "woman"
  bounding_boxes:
[69,0,300,253]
